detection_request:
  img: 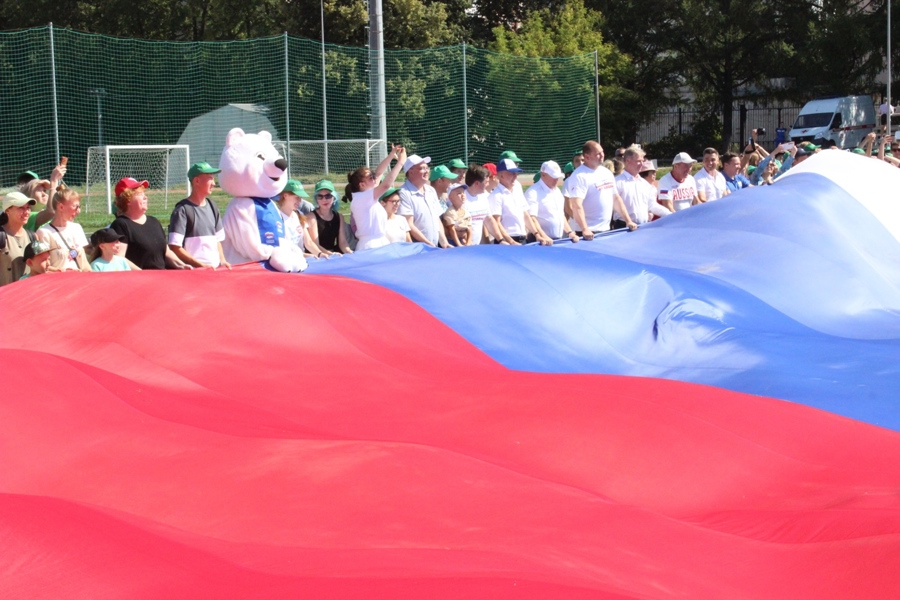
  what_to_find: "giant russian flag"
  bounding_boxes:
[2,151,900,598]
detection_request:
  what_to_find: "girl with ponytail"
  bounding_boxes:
[346,144,407,251]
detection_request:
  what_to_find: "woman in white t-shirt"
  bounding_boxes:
[344,144,407,251]
[277,180,330,259]
[35,184,91,272]
[379,188,412,243]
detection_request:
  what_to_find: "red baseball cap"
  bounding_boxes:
[114,177,149,196]
[482,162,497,176]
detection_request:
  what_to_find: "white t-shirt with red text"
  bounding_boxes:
[657,172,698,211]
[564,164,617,232]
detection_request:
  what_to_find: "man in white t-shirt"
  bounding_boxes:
[564,140,636,240]
[614,146,671,227]
[463,164,492,244]
[524,160,579,243]
[487,159,534,245]
[657,152,700,212]
[497,151,527,198]
[693,148,728,203]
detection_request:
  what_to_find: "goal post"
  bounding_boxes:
[85,145,191,215]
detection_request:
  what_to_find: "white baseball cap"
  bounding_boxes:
[672,152,696,165]
[2,191,36,212]
[540,160,564,179]
[403,154,431,173]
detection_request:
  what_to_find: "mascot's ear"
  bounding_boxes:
[226,128,246,147]
[258,131,273,144]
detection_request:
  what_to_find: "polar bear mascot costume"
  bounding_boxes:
[220,128,308,272]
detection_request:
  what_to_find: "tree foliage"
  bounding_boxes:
[0,0,466,46]
[589,0,683,143]
[490,0,632,147]
[0,0,893,152]
[788,0,884,98]
[667,0,794,149]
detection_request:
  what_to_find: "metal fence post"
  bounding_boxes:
[462,43,468,161]
[594,50,601,143]
[321,0,329,174]
[284,32,292,175]
[369,0,387,161]
[49,23,60,164]
[739,104,747,147]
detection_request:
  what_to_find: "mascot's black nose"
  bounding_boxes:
[274,158,288,172]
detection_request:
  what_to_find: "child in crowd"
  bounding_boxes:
[89,229,137,272]
[441,183,472,246]
[378,188,412,244]
[19,240,53,280]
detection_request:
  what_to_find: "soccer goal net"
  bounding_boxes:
[84,145,191,215]
[273,139,385,178]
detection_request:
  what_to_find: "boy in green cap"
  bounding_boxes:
[168,162,230,269]
[447,158,467,178]
[281,179,316,216]
[429,165,459,210]
[498,150,522,164]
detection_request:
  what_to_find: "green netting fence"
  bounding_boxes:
[0,26,600,214]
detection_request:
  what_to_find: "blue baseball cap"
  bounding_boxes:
[497,158,522,173]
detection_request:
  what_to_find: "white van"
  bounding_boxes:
[789,96,876,149]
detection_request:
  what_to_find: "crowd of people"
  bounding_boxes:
[1,129,893,287]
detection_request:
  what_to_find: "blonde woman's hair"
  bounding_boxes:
[50,183,79,211]
[22,179,52,203]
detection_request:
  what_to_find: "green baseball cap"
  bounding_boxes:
[314,180,336,194]
[448,158,467,169]
[187,162,221,180]
[429,165,459,181]
[801,142,820,151]
[17,170,40,185]
[563,162,574,174]
[378,187,400,202]
[282,179,310,198]
[573,148,584,156]
[852,147,866,154]
[498,150,522,163]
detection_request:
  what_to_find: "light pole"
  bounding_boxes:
[89,88,106,146]
[321,0,329,174]
[368,0,387,160]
